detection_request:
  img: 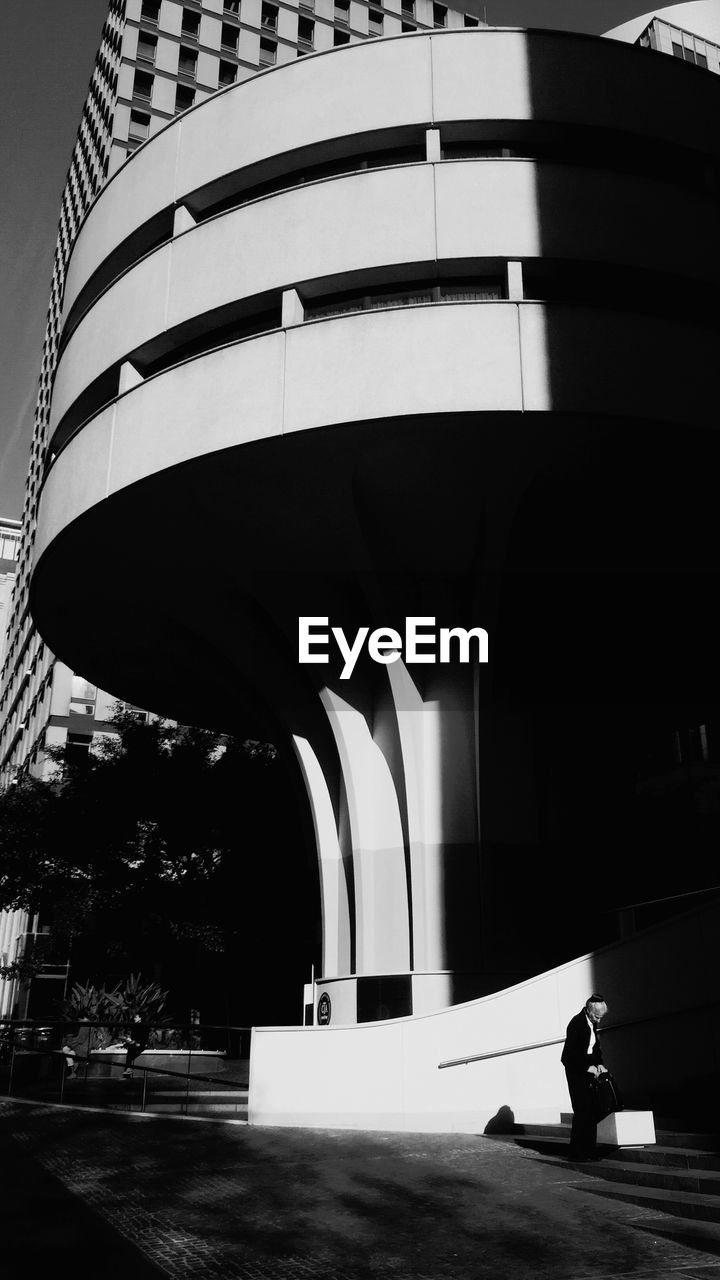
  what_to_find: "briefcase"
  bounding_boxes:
[590,1071,624,1121]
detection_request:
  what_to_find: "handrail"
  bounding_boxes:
[602,884,720,914]
[13,1048,248,1090]
[0,1018,250,1030]
[438,1036,563,1070]
[438,996,720,1070]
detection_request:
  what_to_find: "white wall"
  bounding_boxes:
[249,898,720,1131]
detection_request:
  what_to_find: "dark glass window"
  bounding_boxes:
[175,84,196,112]
[178,45,198,76]
[181,8,200,37]
[133,69,154,100]
[219,59,237,85]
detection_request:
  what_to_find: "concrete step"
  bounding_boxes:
[497,1123,720,1223]
[510,1131,720,1173]
[579,1178,720,1225]
[561,1112,720,1154]
[145,1100,249,1116]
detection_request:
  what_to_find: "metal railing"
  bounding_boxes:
[0,1019,251,1116]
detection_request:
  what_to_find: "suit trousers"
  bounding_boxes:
[565,1068,598,1155]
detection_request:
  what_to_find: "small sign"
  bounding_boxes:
[317,992,331,1026]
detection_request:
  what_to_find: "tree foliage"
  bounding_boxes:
[0,710,278,966]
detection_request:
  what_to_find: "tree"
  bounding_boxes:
[0,710,315,1020]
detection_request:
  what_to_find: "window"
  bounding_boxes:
[333,28,350,44]
[67,731,92,759]
[433,3,447,26]
[224,0,240,10]
[137,32,157,62]
[219,59,237,85]
[401,0,414,13]
[222,20,239,48]
[464,12,479,25]
[671,41,684,58]
[261,4,278,30]
[181,8,200,38]
[141,0,161,23]
[401,20,415,30]
[178,45,198,76]
[69,700,95,717]
[132,69,154,101]
[128,111,150,144]
[175,83,196,111]
[334,0,350,25]
[259,37,277,64]
[298,15,314,46]
[369,8,383,33]
[71,676,96,701]
[696,50,708,67]
[683,44,697,63]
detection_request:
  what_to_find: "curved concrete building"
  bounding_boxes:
[30,9,720,1031]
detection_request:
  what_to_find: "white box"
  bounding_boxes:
[597,1110,655,1147]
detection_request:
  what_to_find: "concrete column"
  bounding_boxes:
[320,687,411,976]
[292,734,352,978]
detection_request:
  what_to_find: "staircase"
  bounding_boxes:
[61,1076,250,1120]
[492,1116,720,1225]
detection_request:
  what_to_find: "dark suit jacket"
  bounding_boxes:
[561,1010,604,1074]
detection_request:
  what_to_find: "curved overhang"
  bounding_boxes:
[31,26,720,727]
[61,27,720,327]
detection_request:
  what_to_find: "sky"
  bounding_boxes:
[0,0,111,521]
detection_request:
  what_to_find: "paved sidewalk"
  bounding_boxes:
[2,1100,720,1280]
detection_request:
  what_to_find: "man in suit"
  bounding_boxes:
[561,994,609,1160]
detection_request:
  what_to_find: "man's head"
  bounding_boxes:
[585,994,608,1025]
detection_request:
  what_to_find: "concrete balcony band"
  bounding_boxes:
[31,28,720,1026]
[60,28,720,321]
[48,155,720,439]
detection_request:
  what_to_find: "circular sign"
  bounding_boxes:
[317,992,331,1026]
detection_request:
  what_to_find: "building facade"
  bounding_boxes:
[4,1,720,1028]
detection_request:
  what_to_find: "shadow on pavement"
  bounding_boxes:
[2,1129,168,1280]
